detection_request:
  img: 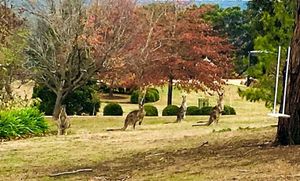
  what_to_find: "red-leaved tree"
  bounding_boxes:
[146,4,233,105]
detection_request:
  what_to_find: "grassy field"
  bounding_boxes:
[1,84,300,180]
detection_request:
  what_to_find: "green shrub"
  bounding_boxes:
[199,106,214,115]
[223,105,236,115]
[0,107,48,139]
[186,106,202,115]
[130,88,160,104]
[147,88,160,101]
[130,90,140,104]
[162,105,179,116]
[144,105,158,116]
[103,103,123,116]
[199,105,236,115]
[32,81,101,115]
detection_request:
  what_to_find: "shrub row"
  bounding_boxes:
[130,88,160,104]
[103,103,158,116]
[162,105,236,116]
[0,107,48,139]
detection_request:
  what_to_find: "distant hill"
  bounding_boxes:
[137,0,248,9]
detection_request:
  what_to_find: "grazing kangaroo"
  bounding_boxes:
[107,98,146,131]
[176,95,187,122]
[193,90,224,126]
[57,105,71,135]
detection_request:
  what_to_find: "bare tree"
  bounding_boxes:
[25,0,97,119]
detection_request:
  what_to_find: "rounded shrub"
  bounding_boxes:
[223,105,236,115]
[103,103,123,116]
[186,106,202,115]
[162,105,179,116]
[199,106,214,115]
[130,88,160,103]
[144,105,158,116]
[32,82,101,116]
[130,90,140,104]
[147,88,160,101]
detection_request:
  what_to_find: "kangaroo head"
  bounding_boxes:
[182,95,187,102]
[61,105,66,113]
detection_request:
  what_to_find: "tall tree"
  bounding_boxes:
[25,0,97,119]
[238,1,295,108]
[151,4,233,105]
[88,1,167,93]
[276,0,300,145]
[203,5,252,74]
[0,2,27,108]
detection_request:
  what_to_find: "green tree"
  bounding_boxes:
[0,3,28,109]
[239,1,295,108]
[203,5,252,74]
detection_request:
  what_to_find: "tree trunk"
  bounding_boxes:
[167,77,173,105]
[53,91,63,120]
[109,87,114,98]
[276,1,300,145]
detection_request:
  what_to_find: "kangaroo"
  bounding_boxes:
[107,98,145,131]
[176,95,187,122]
[57,105,71,135]
[193,90,224,126]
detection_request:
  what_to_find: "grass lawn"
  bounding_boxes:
[1,84,300,180]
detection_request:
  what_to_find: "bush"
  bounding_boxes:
[32,81,101,115]
[186,106,202,115]
[223,105,236,115]
[162,105,179,116]
[130,91,140,104]
[199,105,236,115]
[103,103,123,116]
[147,88,160,101]
[199,106,214,115]
[130,88,160,104]
[0,107,48,139]
[144,105,158,116]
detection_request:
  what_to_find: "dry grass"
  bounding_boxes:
[1,84,299,181]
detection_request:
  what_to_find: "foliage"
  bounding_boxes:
[130,88,160,104]
[32,82,101,115]
[130,90,140,104]
[103,103,123,116]
[186,106,202,115]
[223,105,236,115]
[0,4,28,109]
[203,5,252,74]
[25,0,98,118]
[98,83,132,95]
[199,105,236,115]
[0,107,48,139]
[199,106,214,115]
[162,105,179,116]
[239,1,295,108]
[144,105,158,116]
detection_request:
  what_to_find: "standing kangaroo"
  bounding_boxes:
[176,95,187,122]
[57,105,71,135]
[107,98,145,131]
[193,90,224,126]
